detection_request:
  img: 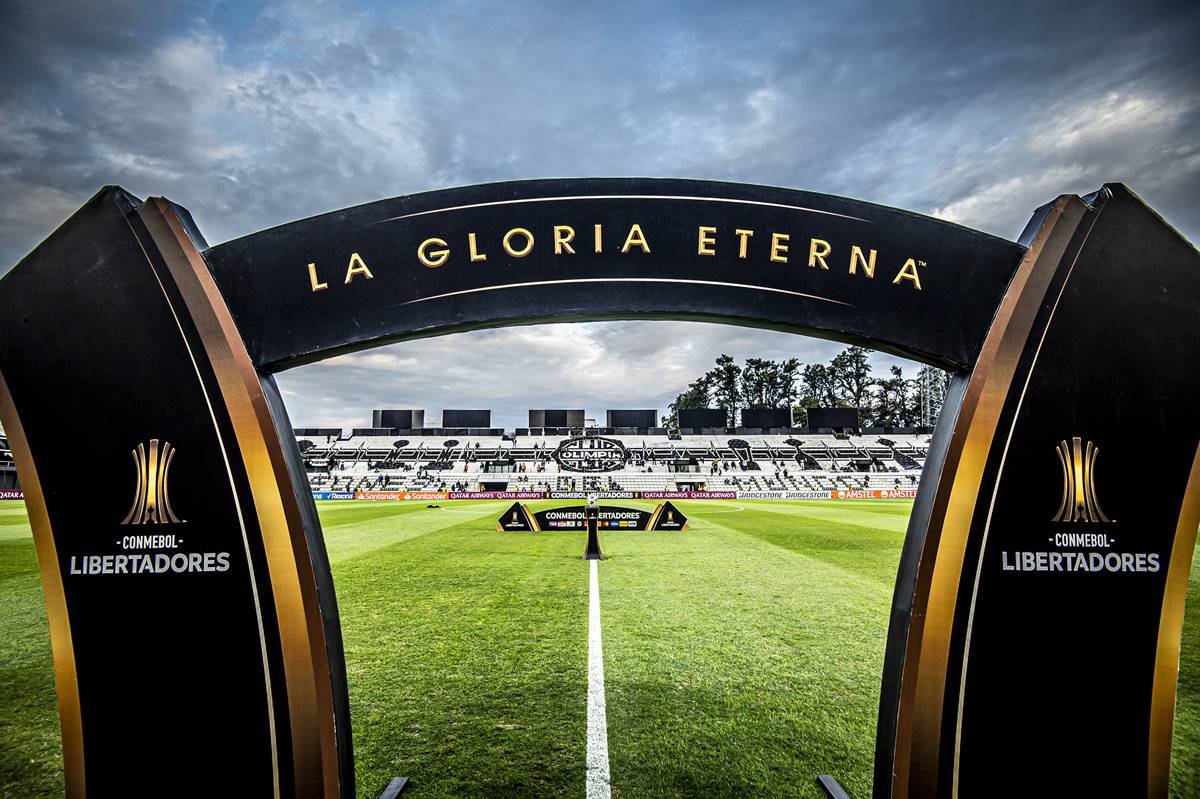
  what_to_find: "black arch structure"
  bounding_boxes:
[0,178,1197,797]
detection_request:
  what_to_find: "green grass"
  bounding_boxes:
[1,498,1199,797]
[0,503,65,798]
[330,501,588,797]
[594,499,907,799]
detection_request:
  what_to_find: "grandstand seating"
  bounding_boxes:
[298,430,932,495]
[0,434,17,491]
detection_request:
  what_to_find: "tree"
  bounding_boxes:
[668,354,802,428]
[776,357,802,409]
[799,363,839,407]
[665,374,713,428]
[872,365,911,428]
[740,357,801,409]
[666,346,953,432]
[830,346,874,411]
[709,354,743,426]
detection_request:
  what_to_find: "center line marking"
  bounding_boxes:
[586,559,611,799]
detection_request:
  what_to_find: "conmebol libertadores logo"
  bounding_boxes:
[1052,436,1112,524]
[121,439,184,525]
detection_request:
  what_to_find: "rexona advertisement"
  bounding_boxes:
[312,490,355,500]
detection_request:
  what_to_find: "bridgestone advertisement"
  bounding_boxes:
[738,490,831,500]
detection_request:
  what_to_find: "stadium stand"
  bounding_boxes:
[297,418,931,496]
[0,433,16,490]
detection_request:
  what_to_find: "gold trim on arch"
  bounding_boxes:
[1148,443,1200,796]
[890,195,1089,797]
[136,198,342,798]
[0,371,86,798]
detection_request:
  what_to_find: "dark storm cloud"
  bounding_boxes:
[1,0,1197,427]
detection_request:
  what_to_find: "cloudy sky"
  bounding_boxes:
[2,0,1197,429]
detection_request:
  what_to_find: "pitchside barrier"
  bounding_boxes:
[0,179,1196,797]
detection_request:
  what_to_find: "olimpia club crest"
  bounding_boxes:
[1052,436,1112,523]
[121,439,184,525]
[552,436,628,472]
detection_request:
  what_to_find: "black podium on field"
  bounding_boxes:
[583,500,604,560]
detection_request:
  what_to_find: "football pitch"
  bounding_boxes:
[2,499,1200,797]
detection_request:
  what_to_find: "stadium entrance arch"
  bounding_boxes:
[0,179,1197,798]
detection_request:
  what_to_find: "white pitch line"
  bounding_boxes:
[586,559,612,799]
